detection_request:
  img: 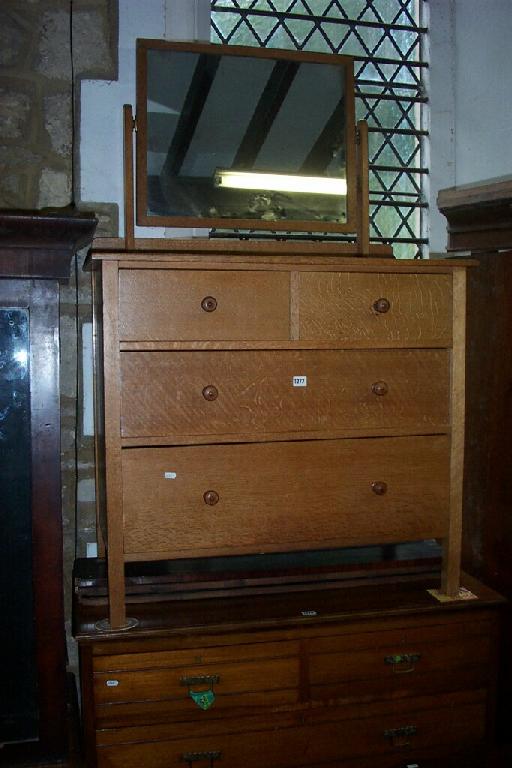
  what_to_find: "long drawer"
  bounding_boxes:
[121,435,450,558]
[95,690,486,767]
[120,348,450,439]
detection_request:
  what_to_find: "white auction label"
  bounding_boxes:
[164,471,177,479]
[292,375,307,387]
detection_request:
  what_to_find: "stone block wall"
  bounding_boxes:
[1,0,118,208]
[0,1,119,644]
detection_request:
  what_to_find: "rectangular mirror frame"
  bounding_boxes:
[135,39,357,234]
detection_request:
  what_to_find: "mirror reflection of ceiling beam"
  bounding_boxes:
[233,60,300,170]
[300,100,345,175]
[162,54,220,177]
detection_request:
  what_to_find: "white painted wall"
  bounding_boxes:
[79,2,211,534]
[80,0,210,238]
[428,0,456,254]
[429,0,512,253]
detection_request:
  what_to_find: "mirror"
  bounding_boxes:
[136,40,357,233]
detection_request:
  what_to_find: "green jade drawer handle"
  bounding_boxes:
[384,725,417,748]
[181,751,221,767]
[384,652,421,673]
[180,674,220,710]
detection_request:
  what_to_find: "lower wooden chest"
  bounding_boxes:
[75,573,504,768]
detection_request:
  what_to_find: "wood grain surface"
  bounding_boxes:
[102,262,127,628]
[94,655,298,707]
[443,268,467,595]
[118,268,290,341]
[94,249,470,626]
[120,348,450,439]
[121,436,450,559]
[95,690,486,766]
[75,572,503,767]
[298,271,453,345]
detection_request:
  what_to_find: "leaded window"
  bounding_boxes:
[211,1,428,258]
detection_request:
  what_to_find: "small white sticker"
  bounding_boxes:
[164,472,177,479]
[106,680,119,687]
[293,376,307,387]
[301,610,318,617]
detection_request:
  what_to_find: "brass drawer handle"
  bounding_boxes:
[202,385,219,401]
[384,725,417,748]
[201,296,218,312]
[181,751,221,766]
[371,480,388,495]
[371,380,388,396]
[373,297,391,314]
[180,674,220,711]
[384,653,421,673]
[204,490,220,506]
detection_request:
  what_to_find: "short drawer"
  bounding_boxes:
[118,269,290,341]
[96,690,486,768]
[309,620,493,702]
[122,435,450,559]
[298,272,453,345]
[94,657,298,712]
[93,640,299,727]
[120,348,450,439]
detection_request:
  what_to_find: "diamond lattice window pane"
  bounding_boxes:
[211,0,428,258]
[302,1,336,15]
[371,168,421,196]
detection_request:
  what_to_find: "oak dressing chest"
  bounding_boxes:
[89,238,472,629]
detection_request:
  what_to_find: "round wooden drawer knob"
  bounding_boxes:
[373,297,391,314]
[202,385,218,401]
[372,380,388,396]
[204,490,220,506]
[371,481,388,496]
[201,296,218,312]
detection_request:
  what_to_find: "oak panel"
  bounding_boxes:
[122,436,450,558]
[118,269,290,341]
[298,272,453,345]
[120,349,450,439]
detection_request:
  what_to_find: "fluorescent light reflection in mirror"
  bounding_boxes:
[214,169,347,196]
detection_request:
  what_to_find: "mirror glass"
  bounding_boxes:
[136,41,356,232]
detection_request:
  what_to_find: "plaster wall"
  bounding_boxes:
[429,0,512,253]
